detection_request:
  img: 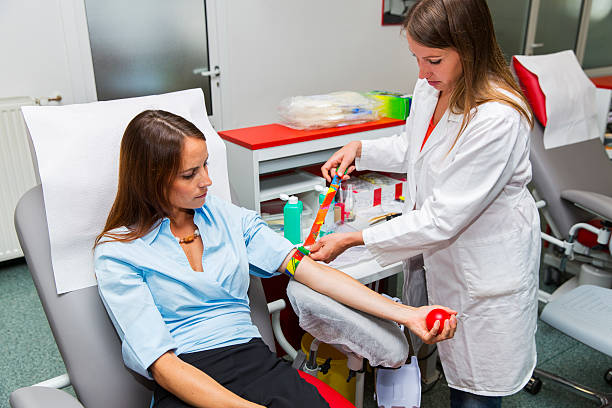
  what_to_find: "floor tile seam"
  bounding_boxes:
[554,342,612,363]
[537,342,580,366]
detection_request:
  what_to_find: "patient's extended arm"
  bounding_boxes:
[282,249,457,344]
[150,351,265,408]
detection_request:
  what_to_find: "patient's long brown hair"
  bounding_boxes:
[404,0,533,149]
[94,110,206,247]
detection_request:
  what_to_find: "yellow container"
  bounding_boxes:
[300,333,356,403]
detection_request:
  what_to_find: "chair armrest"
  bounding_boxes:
[267,299,298,360]
[561,189,612,221]
[10,386,84,408]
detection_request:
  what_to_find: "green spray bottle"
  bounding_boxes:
[280,194,303,244]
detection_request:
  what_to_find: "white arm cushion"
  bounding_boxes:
[287,280,409,368]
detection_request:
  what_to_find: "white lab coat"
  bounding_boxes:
[357,78,540,396]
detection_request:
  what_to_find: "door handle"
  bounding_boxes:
[193,66,220,78]
[531,43,544,48]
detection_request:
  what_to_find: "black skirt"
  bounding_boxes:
[153,338,330,408]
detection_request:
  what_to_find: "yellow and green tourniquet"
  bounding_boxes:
[284,246,310,277]
[304,173,343,247]
[284,170,345,277]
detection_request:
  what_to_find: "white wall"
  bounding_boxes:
[0,0,96,105]
[0,0,418,128]
[215,0,418,129]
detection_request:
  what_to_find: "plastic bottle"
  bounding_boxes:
[315,186,336,236]
[280,194,303,244]
[343,184,356,222]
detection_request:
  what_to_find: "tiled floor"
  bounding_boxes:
[0,261,67,408]
[1,258,610,408]
[416,322,612,408]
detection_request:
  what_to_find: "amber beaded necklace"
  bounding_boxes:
[177,228,200,244]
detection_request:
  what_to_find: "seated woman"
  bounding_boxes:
[94,110,457,408]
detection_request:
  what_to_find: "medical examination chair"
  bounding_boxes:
[9,91,355,408]
[11,186,322,407]
[513,53,612,407]
[527,119,612,407]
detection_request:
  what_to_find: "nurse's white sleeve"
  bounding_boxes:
[355,131,408,173]
[356,117,413,173]
[95,250,177,379]
[363,113,525,266]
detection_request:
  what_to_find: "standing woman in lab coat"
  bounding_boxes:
[310,0,540,406]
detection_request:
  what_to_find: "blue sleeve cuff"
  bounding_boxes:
[242,210,295,278]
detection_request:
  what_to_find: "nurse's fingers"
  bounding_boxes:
[308,234,346,263]
[333,165,356,180]
[344,165,356,179]
[321,150,346,182]
[335,159,355,179]
[322,142,360,182]
[309,246,337,263]
[322,159,343,182]
[308,241,329,262]
[321,160,337,182]
[309,251,331,262]
[308,241,322,254]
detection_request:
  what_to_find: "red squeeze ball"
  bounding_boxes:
[426,308,451,333]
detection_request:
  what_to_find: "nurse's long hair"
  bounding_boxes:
[94,110,206,247]
[403,0,533,150]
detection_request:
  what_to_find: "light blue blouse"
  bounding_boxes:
[94,194,294,379]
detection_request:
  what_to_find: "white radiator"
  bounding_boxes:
[0,97,39,262]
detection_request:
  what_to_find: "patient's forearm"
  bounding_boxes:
[290,255,415,325]
[150,352,264,408]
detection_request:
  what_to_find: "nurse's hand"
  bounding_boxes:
[404,305,457,344]
[308,231,364,263]
[321,141,362,182]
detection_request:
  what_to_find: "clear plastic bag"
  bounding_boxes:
[278,91,382,130]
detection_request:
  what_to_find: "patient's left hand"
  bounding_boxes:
[404,305,457,344]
